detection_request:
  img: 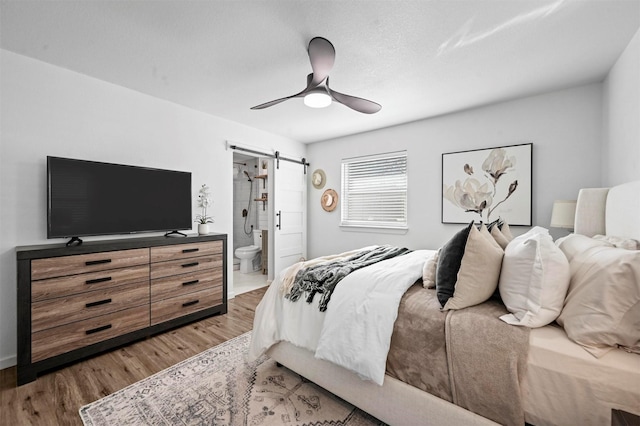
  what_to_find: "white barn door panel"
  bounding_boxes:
[272,159,307,277]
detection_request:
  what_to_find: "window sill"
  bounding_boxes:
[339,224,408,235]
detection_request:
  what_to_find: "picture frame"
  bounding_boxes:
[441,143,532,225]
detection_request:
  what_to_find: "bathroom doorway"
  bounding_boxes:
[232,152,271,295]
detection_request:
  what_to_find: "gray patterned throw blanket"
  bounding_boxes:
[287,245,412,311]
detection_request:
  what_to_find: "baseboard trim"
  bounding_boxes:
[0,354,17,370]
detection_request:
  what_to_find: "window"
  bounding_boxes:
[341,151,407,229]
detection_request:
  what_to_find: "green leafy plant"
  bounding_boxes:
[195,184,214,224]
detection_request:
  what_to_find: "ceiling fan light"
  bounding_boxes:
[304,92,332,108]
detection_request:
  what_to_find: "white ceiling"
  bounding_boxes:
[1,1,638,144]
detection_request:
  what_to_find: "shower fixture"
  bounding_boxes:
[243,171,254,235]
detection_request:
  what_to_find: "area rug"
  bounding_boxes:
[79,332,385,425]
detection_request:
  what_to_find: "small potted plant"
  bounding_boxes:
[195,184,214,235]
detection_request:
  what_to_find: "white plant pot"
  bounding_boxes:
[198,223,209,235]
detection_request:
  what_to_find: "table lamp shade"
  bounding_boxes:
[551,200,577,229]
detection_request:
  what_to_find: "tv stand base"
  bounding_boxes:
[164,230,187,237]
[66,237,83,247]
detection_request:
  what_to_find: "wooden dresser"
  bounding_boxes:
[16,234,227,385]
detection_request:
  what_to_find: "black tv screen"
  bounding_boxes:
[47,156,192,238]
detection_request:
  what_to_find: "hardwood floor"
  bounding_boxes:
[0,287,267,426]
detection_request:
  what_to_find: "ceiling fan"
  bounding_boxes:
[250,37,382,114]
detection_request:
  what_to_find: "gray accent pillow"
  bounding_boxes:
[436,221,474,307]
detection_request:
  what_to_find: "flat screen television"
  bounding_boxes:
[47,156,192,241]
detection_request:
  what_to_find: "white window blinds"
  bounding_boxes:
[341,151,408,229]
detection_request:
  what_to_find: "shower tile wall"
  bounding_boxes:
[258,207,268,230]
[233,159,269,251]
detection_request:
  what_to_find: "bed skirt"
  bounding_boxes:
[267,341,498,426]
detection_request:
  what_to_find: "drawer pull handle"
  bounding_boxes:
[85,259,112,266]
[182,248,199,253]
[86,324,112,335]
[182,300,199,307]
[86,298,112,308]
[182,262,199,268]
[86,277,112,285]
[182,279,200,286]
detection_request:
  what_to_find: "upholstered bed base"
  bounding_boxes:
[265,181,640,425]
[267,342,498,425]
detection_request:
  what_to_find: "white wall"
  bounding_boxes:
[603,29,640,186]
[306,84,603,259]
[0,50,306,368]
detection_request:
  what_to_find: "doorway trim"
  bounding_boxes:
[228,142,309,288]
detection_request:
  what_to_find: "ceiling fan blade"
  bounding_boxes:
[326,82,382,114]
[250,96,294,110]
[308,37,335,88]
[250,86,308,110]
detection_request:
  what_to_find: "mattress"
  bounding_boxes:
[524,324,640,426]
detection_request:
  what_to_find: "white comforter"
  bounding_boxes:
[249,249,433,385]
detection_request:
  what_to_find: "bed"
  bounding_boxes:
[249,180,640,426]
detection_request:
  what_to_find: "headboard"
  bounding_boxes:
[574,180,640,240]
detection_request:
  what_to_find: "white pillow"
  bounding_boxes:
[556,233,613,262]
[593,234,640,250]
[422,249,440,289]
[499,226,570,327]
[557,244,640,357]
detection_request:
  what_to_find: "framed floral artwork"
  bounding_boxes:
[442,143,532,225]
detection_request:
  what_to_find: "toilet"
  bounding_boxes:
[234,230,262,273]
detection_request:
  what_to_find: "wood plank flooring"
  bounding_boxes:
[0,287,267,426]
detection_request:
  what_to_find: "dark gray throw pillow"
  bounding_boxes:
[436,221,474,307]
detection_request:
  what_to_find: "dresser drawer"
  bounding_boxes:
[151,286,223,325]
[32,248,150,281]
[31,305,150,362]
[151,269,222,303]
[150,254,222,280]
[32,265,149,302]
[31,281,149,333]
[150,241,223,263]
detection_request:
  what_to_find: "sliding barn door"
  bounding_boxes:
[272,159,307,277]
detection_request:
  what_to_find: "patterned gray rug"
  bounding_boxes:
[79,332,385,425]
